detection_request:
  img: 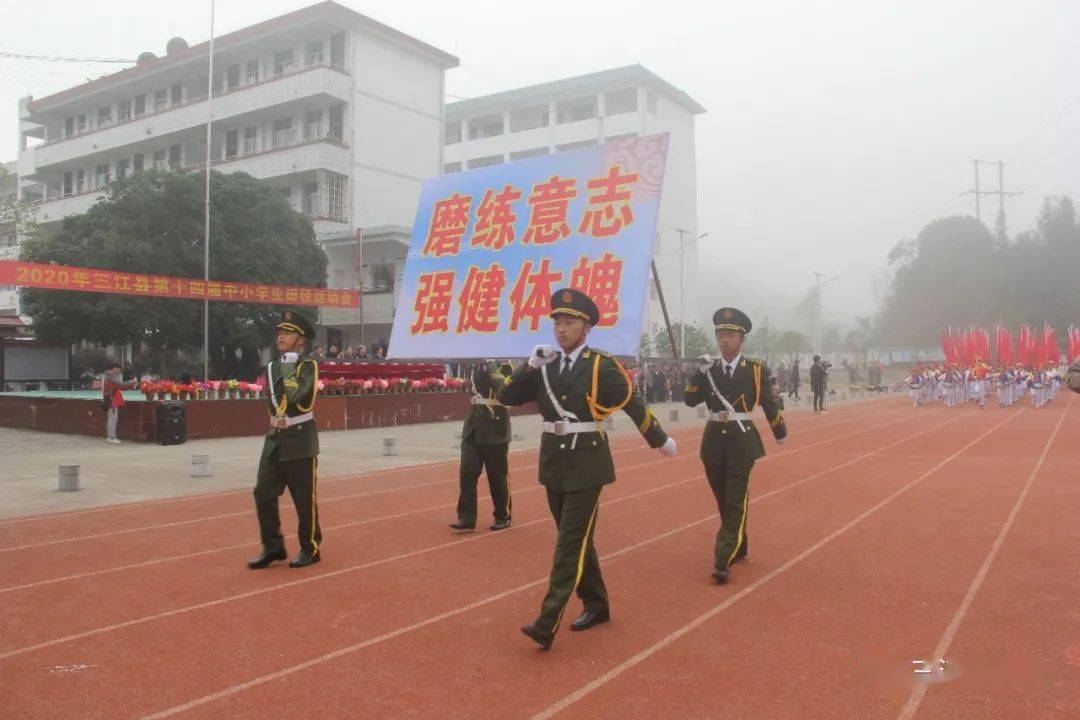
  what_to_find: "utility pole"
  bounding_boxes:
[965,159,1021,232]
[675,228,708,359]
[811,271,837,357]
[201,0,215,382]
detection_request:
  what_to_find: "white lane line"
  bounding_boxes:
[895,398,1070,720]
[526,410,1023,720]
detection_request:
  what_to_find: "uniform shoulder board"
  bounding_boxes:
[744,357,763,366]
[591,348,614,359]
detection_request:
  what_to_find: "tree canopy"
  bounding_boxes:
[20,170,328,376]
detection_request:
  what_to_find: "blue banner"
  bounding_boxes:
[388,133,669,359]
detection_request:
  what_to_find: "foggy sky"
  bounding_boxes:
[3,0,1079,332]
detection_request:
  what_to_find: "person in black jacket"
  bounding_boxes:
[810,355,828,413]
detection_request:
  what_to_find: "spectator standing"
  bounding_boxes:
[810,355,828,413]
[102,360,137,444]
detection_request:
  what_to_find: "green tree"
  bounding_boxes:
[20,170,327,376]
[651,321,712,359]
[638,331,653,357]
[775,330,810,358]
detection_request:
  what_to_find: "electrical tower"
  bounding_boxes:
[964,160,1022,236]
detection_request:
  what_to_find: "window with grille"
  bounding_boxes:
[324,171,346,222]
[152,150,166,171]
[96,164,110,187]
[273,50,296,75]
[118,100,131,121]
[243,126,257,154]
[97,106,112,126]
[246,60,260,84]
[153,90,167,111]
[303,182,320,216]
[306,40,324,64]
[305,110,323,140]
[272,118,294,147]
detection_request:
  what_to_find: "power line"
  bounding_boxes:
[0,49,135,63]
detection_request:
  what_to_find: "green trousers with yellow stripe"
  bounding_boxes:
[537,486,608,633]
[705,458,753,570]
[254,452,322,555]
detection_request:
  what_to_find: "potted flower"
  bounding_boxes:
[140,380,156,402]
[227,379,239,399]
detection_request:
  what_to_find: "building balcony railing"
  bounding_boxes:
[37,61,350,149]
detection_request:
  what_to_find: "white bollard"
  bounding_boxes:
[190,454,212,477]
[383,437,398,456]
[58,465,80,492]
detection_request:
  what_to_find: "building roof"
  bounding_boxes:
[446,64,706,117]
[0,315,30,327]
[29,1,458,113]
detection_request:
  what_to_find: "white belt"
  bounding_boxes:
[541,420,599,436]
[284,412,313,427]
[708,411,752,423]
[470,396,501,406]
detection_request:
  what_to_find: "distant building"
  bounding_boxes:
[444,65,705,341]
[14,1,457,346]
[1,161,20,314]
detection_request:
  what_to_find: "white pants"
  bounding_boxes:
[106,407,119,440]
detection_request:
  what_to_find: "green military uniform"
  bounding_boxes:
[252,308,323,564]
[454,362,513,529]
[499,289,670,645]
[684,307,787,579]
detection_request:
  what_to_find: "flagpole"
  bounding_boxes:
[202,0,215,382]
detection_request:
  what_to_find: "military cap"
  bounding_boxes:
[713,307,752,334]
[550,287,600,326]
[276,307,316,338]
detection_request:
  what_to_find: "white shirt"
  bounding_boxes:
[719,354,742,378]
[559,344,586,373]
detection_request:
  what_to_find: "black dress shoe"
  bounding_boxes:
[712,568,730,584]
[449,521,476,533]
[288,549,321,568]
[570,608,610,632]
[489,519,511,531]
[521,622,554,650]
[246,548,287,569]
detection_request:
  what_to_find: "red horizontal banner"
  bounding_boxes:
[0,260,359,308]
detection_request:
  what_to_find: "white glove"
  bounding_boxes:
[696,354,714,373]
[660,437,677,457]
[281,352,299,364]
[528,345,558,369]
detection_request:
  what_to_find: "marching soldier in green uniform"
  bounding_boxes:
[247,307,323,570]
[450,360,513,533]
[499,288,677,650]
[684,307,787,584]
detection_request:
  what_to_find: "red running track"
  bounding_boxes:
[1,396,1075,719]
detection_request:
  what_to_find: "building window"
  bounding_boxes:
[556,96,597,124]
[509,105,550,133]
[226,64,240,90]
[272,118,294,147]
[510,147,549,161]
[467,154,503,169]
[443,161,461,174]
[468,114,504,140]
[76,114,87,132]
[64,117,74,137]
[556,139,598,152]
[444,121,461,145]
[273,49,296,75]
[224,130,239,159]
[306,40,324,64]
[279,186,293,209]
[153,90,167,111]
[76,169,85,192]
[96,163,110,187]
[328,105,344,141]
[243,126,257,154]
[325,171,346,222]
[97,105,112,126]
[134,94,146,117]
[63,171,73,195]
[151,150,166,171]
[116,158,129,179]
[133,153,145,172]
[646,91,658,114]
[118,99,132,121]
[604,88,637,116]
[246,60,260,84]
[303,182,320,215]
[305,110,323,140]
[170,82,183,106]
[168,145,182,169]
[330,32,345,66]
